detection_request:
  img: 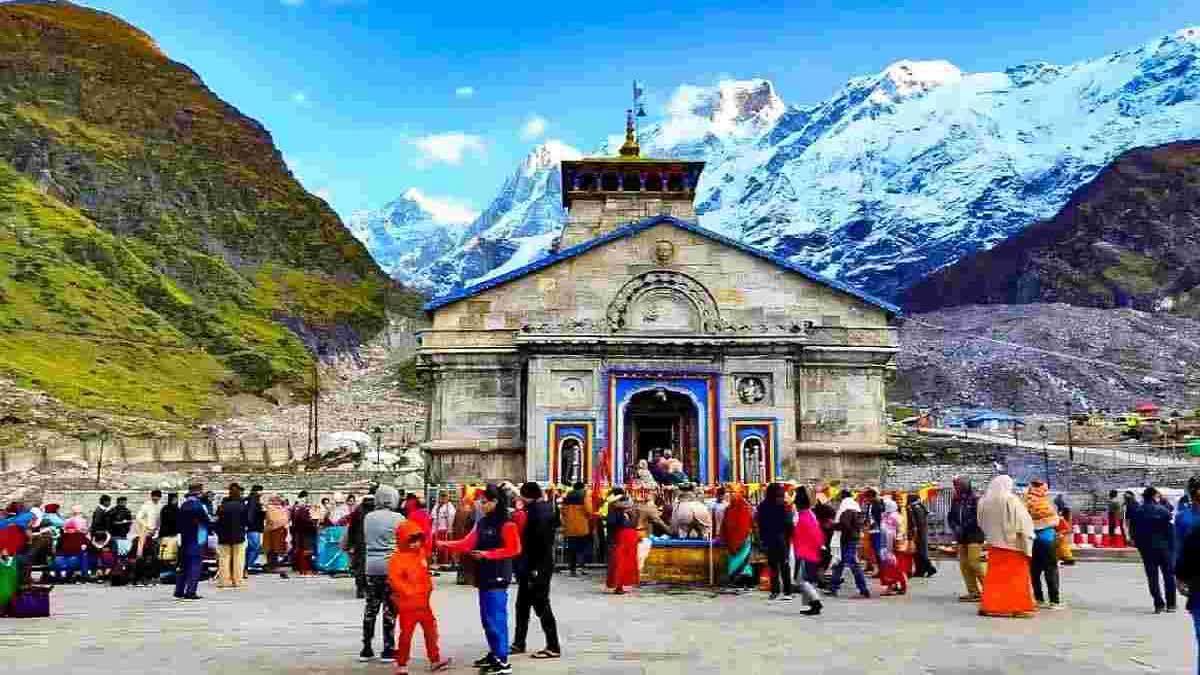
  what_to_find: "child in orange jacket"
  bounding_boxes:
[388,520,451,674]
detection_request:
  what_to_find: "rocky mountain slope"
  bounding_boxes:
[903,141,1200,315]
[893,304,1199,413]
[0,1,410,426]
[378,28,1200,301]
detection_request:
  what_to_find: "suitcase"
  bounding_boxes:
[9,585,51,618]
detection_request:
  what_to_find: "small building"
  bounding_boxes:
[416,112,900,485]
[963,411,1026,433]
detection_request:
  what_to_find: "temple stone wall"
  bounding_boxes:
[561,195,697,248]
[421,221,897,484]
[430,223,893,337]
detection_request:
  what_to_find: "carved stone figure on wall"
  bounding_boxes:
[737,376,767,404]
[654,240,675,265]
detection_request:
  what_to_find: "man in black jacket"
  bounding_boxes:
[91,495,113,540]
[948,476,986,602]
[215,483,249,588]
[907,493,937,578]
[511,482,561,659]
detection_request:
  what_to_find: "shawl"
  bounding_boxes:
[834,496,861,522]
[1023,483,1059,530]
[265,503,289,531]
[979,475,1035,556]
[791,508,824,563]
[721,495,754,553]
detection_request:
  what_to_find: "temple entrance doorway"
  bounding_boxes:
[622,388,699,483]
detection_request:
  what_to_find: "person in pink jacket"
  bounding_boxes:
[792,488,825,616]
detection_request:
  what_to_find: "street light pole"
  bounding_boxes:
[95,429,110,488]
[1064,400,1074,463]
[1038,424,1049,487]
[372,426,384,480]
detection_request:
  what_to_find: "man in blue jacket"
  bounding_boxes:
[1133,486,1176,613]
[175,483,213,600]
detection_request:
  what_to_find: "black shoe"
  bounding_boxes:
[483,662,513,675]
[1167,606,1179,613]
[473,653,497,668]
[358,646,374,662]
[378,648,395,662]
[768,592,779,601]
[822,589,838,597]
[801,600,823,616]
[183,594,203,600]
[509,644,526,655]
[1155,606,1165,614]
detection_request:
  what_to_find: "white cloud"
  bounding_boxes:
[520,115,547,141]
[403,188,479,225]
[455,86,475,99]
[411,132,486,167]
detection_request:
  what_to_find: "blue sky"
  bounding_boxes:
[84,0,1190,224]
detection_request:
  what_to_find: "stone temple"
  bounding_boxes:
[417,115,899,486]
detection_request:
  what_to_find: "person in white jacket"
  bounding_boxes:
[134,489,163,555]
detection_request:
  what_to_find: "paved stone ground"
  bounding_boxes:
[4,563,1194,674]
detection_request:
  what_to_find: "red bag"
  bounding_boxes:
[9,585,51,618]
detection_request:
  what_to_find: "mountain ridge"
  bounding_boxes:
[0,1,408,427]
[373,27,1200,301]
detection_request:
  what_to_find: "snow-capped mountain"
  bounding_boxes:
[415,140,581,294]
[374,28,1200,300]
[347,188,472,284]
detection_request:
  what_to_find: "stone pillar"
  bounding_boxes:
[262,440,270,466]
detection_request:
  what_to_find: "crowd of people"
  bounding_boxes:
[8,473,1200,673]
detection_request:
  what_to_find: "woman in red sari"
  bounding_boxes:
[605,491,639,594]
[878,497,908,595]
[721,488,754,585]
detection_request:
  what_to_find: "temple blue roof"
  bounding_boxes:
[423,215,901,315]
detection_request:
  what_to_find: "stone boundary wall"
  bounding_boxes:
[0,428,421,475]
[885,439,1200,495]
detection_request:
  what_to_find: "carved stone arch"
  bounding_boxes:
[606,270,722,333]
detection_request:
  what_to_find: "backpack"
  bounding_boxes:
[109,557,130,587]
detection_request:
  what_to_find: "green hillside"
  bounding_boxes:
[0,2,412,423]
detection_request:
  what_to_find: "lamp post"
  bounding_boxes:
[371,426,384,478]
[1064,400,1074,463]
[95,429,111,488]
[1038,424,1050,487]
[1171,411,1182,457]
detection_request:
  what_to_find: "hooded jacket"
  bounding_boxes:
[387,520,433,613]
[560,488,592,538]
[948,480,985,545]
[364,486,406,576]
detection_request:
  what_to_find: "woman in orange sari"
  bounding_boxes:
[978,475,1037,618]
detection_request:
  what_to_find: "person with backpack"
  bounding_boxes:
[825,493,870,599]
[437,484,522,675]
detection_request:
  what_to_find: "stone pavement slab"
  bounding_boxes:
[3,563,1193,674]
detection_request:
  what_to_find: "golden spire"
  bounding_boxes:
[618,108,640,157]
